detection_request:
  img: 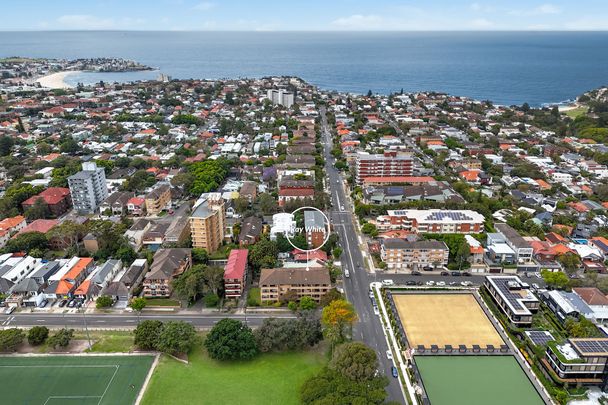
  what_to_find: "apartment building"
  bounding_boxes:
[304,210,327,249]
[544,338,608,386]
[260,266,331,303]
[143,248,191,298]
[145,184,171,215]
[190,193,225,253]
[267,89,294,108]
[224,249,248,299]
[381,238,449,271]
[494,223,533,264]
[68,162,108,214]
[484,275,539,326]
[22,187,72,217]
[355,151,414,184]
[378,209,485,234]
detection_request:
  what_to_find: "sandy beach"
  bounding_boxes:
[36,71,81,89]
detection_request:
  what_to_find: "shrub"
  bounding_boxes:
[204,293,220,308]
[0,328,24,352]
[27,326,49,346]
[134,320,164,350]
[47,328,73,349]
[205,319,258,361]
[96,295,113,308]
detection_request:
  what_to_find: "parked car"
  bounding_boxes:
[405,280,417,286]
[440,271,450,276]
[67,300,76,308]
[534,272,542,278]
[436,281,446,286]
[462,272,471,277]
[369,291,375,299]
[4,306,15,314]
[416,281,424,286]
[422,266,433,271]
[532,283,540,290]
[58,300,67,308]
[386,350,393,360]
[461,281,473,287]
[391,366,399,378]
[382,279,394,286]
[451,271,461,276]
[425,281,435,286]
[344,269,350,278]
[411,270,421,275]
[449,281,457,286]
[38,300,48,308]
[373,306,380,315]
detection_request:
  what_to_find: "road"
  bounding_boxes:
[0,313,296,328]
[320,107,404,403]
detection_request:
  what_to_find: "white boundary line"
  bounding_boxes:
[44,395,101,405]
[135,354,160,405]
[98,365,120,405]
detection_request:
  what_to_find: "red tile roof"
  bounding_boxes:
[224,249,248,280]
[23,187,70,206]
[15,219,58,236]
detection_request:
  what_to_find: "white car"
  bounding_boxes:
[534,272,542,278]
[386,350,393,360]
[382,279,394,286]
[461,281,473,287]
[373,306,380,315]
[436,281,446,286]
[344,269,350,278]
[425,281,435,286]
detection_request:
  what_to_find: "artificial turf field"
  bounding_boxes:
[0,355,155,405]
[393,294,504,347]
[416,356,544,405]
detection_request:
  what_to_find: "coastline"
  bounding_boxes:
[35,70,81,89]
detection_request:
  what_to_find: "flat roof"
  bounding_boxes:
[485,276,538,316]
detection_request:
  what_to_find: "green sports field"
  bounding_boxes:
[416,356,544,405]
[0,355,155,405]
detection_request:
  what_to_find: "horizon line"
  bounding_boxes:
[1,29,608,33]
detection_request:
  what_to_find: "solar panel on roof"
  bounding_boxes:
[526,331,554,346]
[594,240,608,253]
[575,340,608,354]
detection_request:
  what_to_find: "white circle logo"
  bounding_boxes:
[285,206,331,253]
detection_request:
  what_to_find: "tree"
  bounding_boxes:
[157,321,197,355]
[320,288,343,307]
[329,342,379,382]
[192,248,209,264]
[24,198,50,220]
[134,320,164,350]
[47,328,74,349]
[202,266,225,294]
[204,293,220,307]
[0,328,24,352]
[558,253,581,275]
[96,295,113,308]
[565,316,601,338]
[234,197,249,213]
[361,223,378,237]
[321,299,357,347]
[130,297,147,312]
[299,296,317,311]
[205,319,258,361]
[257,193,278,215]
[27,326,49,345]
[0,136,14,156]
[5,232,48,253]
[248,237,279,275]
[59,138,79,153]
[300,368,388,405]
[541,269,570,290]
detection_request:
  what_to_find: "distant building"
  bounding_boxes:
[267,89,294,108]
[355,151,414,184]
[381,239,449,271]
[238,216,262,246]
[190,193,225,253]
[68,162,108,214]
[22,187,72,217]
[145,184,171,215]
[270,213,295,240]
[378,209,484,234]
[304,210,327,248]
[260,266,331,303]
[224,249,248,299]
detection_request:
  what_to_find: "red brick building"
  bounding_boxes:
[22,187,72,217]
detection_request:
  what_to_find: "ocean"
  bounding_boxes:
[1,31,608,106]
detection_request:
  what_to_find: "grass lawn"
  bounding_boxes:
[247,287,261,306]
[144,298,181,307]
[141,346,325,405]
[86,331,136,353]
[416,356,543,405]
[0,355,154,405]
[564,106,588,119]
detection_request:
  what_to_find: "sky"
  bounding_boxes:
[2,0,608,31]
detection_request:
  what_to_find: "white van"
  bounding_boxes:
[382,279,394,286]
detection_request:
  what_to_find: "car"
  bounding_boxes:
[405,280,417,286]
[76,301,83,308]
[373,306,380,315]
[58,300,67,308]
[440,271,450,276]
[462,272,471,276]
[436,281,446,286]
[423,266,433,271]
[451,271,461,276]
[382,279,394,286]
[534,272,542,278]
[411,270,421,275]
[532,283,540,290]
[4,306,15,314]
[449,281,457,286]
[369,291,375,298]
[425,281,435,286]
[67,300,76,308]
[461,281,473,287]
[386,350,393,360]
[391,366,399,378]
[344,269,350,278]
[416,281,424,286]
[525,272,531,278]
[38,300,48,308]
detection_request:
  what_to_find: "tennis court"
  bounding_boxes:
[393,293,503,347]
[416,356,544,405]
[0,355,154,405]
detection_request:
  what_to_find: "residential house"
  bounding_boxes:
[238,216,262,246]
[143,248,191,297]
